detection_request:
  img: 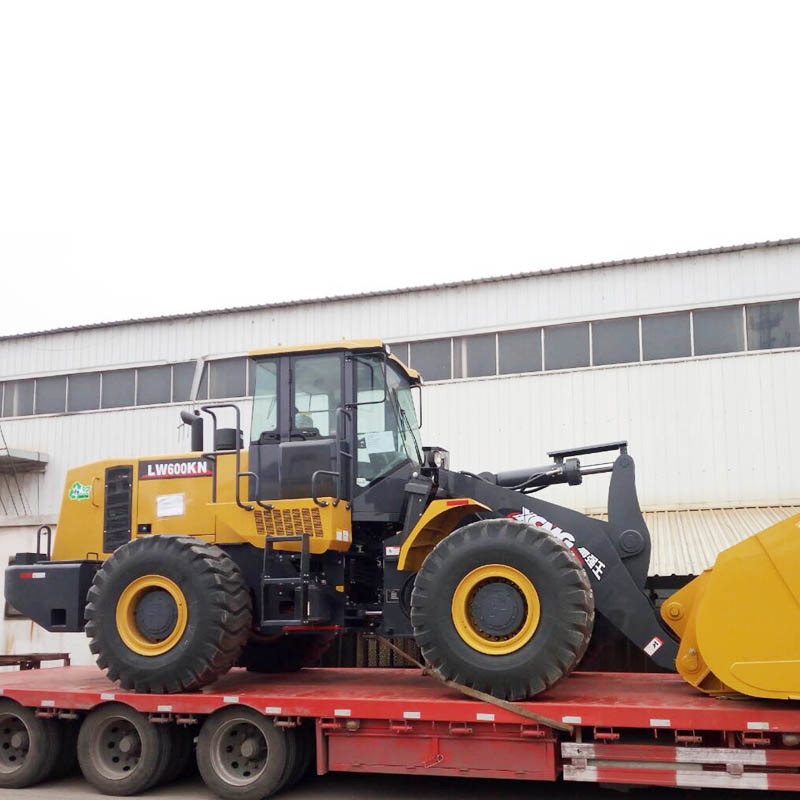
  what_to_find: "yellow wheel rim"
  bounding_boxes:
[451,564,540,655]
[116,575,188,656]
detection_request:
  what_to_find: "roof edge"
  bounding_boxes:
[2,236,799,342]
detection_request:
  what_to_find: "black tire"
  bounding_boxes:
[161,724,196,784]
[197,707,289,800]
[238,634,335,673]
[0,699,61,788]
[411,518,594,700]
[85,535,253,693]
[286,721,315,789]
[53,719,81,779]
[77,703,168,796]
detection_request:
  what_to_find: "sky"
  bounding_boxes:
[1,1,799,337]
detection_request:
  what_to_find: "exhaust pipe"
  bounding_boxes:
[180,410,204,452]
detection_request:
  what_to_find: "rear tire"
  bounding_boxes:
[411,518,594,700]
[77,703,168,796]
[85,535,253,693]
[0,700,61,788]
[239,633,335,673]
[197,707,289,800]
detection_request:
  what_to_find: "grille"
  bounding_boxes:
[255,507,324,538]
[103,466,133,552]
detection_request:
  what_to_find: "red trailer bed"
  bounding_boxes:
[0,666,798,793]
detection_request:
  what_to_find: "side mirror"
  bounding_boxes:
[180,410,204,452]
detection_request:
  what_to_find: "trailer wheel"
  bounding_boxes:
[197,707,289,800]
[411,518,594,700]
[53,719,81,779]
[286,722,315,789]
[0,700,61,788]
[238,633,335,673]
[77,703,168,796]
[162,724,196,784]
[85,535,252,693]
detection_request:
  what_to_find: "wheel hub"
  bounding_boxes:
[210,720,269,786]
[0,715,29,773]
[470,581,525,638]
[94,719,142,779]
[135,589,178,641]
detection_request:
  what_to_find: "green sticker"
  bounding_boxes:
[69,481,91,500]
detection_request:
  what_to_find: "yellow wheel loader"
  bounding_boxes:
[5,340,799,700]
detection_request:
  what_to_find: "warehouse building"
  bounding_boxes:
[0,237,799,661]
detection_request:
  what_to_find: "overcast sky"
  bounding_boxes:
[1,2,799,338]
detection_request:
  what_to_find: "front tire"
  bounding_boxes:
[85,535,252,693]
[411,518,594,700]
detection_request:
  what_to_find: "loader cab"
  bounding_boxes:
[247,340,423,521]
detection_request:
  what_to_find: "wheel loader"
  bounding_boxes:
[5,340,799,700]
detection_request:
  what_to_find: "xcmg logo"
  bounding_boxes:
[508,508,576,548]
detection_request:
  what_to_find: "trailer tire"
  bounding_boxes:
[238,633,335,673]
[0,700,61,788]
[162,724,197,784]
[411,518,594,700]
[85,535,252,693]
[77,703,168,796]
[197,707,289,800]
[286,722,315,789]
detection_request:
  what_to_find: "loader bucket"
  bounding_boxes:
[661,512,800,700]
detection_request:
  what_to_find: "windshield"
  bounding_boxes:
[355,355,422,485]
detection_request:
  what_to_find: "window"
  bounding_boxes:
[389,342,410,365]
[209,358,247,399]
[498,328,542,374]
[355,356,415,484]
[642,312,691,361]
[101,370,135,409]
[136,365,171,405]
[592,317,640,366]
[453,334,496,378]
[409,339,451,381]
[34,376,66,414]
[2,380,34,417]
[250,360,278,441]
[196,363,209,400]
[746,300,800,351]
[68,373,101,412]
[693,306,744,356]
[172,362,196,402]
[293,355,341,436]
[545,323,590,370]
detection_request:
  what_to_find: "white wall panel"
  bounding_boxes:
[2,243,799,378]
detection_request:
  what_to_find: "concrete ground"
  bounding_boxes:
[0,772,789,800]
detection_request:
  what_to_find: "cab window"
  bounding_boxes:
[355,355,421,485]
[251,359,278,442]
[292,355,342,437]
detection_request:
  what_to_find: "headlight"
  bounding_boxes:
[425,448,449,470]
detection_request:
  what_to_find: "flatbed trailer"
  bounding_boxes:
[0,665,798,795]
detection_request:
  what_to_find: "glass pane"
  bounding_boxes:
[389,342,409,365]
[293,355,341,436]
[498,328,542,374]
[247,359,256,395]
[136,365,171,405]
[693,306,744,356]
[172,362,196,402]
[642,312,691,361]
[2,380,34,417]
[35,376,66,414]
[544,323,590,371]
[101,370,135,409]
[251,360,279,441]
[209,358,247,399]
[409,339,451,381]
[453,334,496,378]
[592,317,640,365]
[196,363,209,400]
[746,300,800,350]
[68,373,101,412]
